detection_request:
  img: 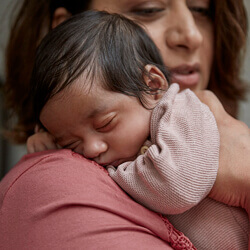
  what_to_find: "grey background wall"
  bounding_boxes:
[241,0,250,124]
[0,0,250,177]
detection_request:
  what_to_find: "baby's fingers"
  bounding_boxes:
[27,140,37,154]
[33,141,52,153]
[27,132,58,154]
[36,142,56,152]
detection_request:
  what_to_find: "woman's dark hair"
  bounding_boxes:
[208,0,248,116]
[3,0,248,143]
[31,10,170,123]
[4,0,92,143]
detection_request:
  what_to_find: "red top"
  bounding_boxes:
[0,149,195,249]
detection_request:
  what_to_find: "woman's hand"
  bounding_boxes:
[195,90,250,214]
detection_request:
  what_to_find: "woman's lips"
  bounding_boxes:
[170,64,200,89]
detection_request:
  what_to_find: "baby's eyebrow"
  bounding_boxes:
[54,105,111,144]
[86,105,109,119]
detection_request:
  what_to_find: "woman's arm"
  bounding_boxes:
[196,90,250,213]
[196,90,250,249]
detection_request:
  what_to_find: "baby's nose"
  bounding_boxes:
[83,140,108,159]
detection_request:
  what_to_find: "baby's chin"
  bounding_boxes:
[107,155,137,167]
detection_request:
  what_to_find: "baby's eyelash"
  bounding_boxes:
[61,140,80,149]
[97,119,113,130]
[96,116,116,132]
[62,142,75,149]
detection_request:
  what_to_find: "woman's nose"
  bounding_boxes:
[165,3,203,51]
[83,138,108,159]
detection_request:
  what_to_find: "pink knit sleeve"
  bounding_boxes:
[107,84,220,214]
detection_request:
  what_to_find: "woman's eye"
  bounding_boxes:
[189,7,212,18]
[131,7,164,16]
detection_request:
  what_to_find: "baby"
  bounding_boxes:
[27,10,249,249]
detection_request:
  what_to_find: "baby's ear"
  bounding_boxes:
[143,65,168,100]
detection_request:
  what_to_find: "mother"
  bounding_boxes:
[4,0,248,142]
[1,0,250,249]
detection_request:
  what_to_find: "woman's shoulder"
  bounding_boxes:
[0,149,108,203]
[0,149,131,216]
[0,149,191,249]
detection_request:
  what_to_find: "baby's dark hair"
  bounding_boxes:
[31,10,170,122]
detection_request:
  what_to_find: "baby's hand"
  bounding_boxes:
[27,125,59,153]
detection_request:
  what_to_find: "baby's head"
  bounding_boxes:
[31,10,170,120]
[31,10,170,166]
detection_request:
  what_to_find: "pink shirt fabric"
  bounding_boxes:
[0,149,196,250]
[108,84,249,249]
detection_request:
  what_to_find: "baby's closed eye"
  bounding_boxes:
[61,140,82,152]
[94,114,117,133]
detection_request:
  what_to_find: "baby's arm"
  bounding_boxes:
[27,125,58,153]
[107,84,220,215]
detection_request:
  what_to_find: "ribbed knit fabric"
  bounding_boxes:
[107,84,249,249]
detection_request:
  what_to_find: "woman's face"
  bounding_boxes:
[89,0,214,92]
